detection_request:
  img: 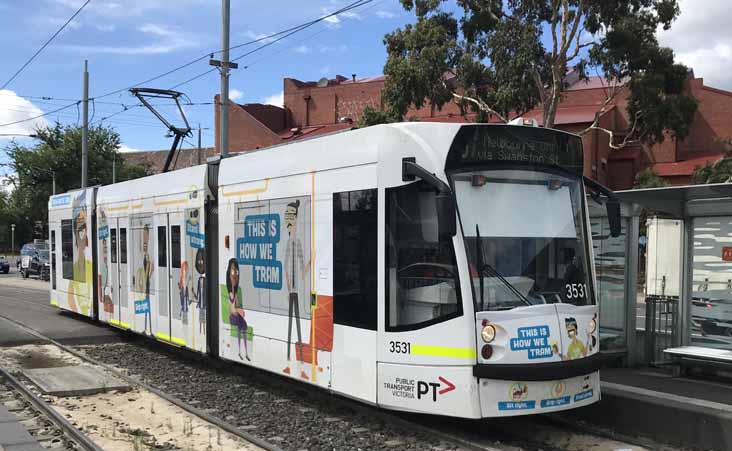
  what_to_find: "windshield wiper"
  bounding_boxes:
[475,224,532,308]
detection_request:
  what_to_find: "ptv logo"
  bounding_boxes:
[417,376,456,402]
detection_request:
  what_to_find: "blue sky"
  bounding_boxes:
[0,0,413,157]
[1,0,729,172]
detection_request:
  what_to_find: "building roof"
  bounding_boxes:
[524,104,609,126]
[651,153,724,177]
[122,147,217,174]
[278,123,354,140]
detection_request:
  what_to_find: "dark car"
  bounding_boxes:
[20,244,50,280]
[0,256,9,274]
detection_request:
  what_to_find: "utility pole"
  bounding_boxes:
[52,171,56,195]
[10,224,15,257]
[195,124,210,165]
[210,0,237,159]
[81,60,89,188]
[112,153,116,183]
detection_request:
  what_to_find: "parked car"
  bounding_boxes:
[0,256,9,274]
[20,242,50,280]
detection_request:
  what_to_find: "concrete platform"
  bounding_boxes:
[22,365,130,397]
[0,405,44,451]
[553,367,732,451]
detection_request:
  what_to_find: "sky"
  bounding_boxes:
[0,0,730,166]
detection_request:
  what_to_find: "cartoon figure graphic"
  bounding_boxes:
[135,224,154,334]
[552,317,589,361]
[98,210,113,320]
[282,200,310,380]
[68,192,91,316]
[193,248,206,335]
[225,258,251,361]
[510,383,528,401]
[178,261,190,321]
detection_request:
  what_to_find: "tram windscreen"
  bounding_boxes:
[453,169,593,310]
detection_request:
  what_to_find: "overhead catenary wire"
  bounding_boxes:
[0,101,79,128]
[0,0,92,90]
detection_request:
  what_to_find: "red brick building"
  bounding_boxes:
[142,71,732,189]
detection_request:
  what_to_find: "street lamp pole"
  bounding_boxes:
[10,224,15,257]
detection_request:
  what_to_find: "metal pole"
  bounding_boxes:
[81,60,89,188]
[11,224,15,258]
[220,0,230,158]
[52,171,56,195]
[197,124,202,165]
[112,154,116,183]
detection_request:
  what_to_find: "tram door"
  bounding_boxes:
[117,217,131,329]
[167,212,187,347]
[155,215,172,343]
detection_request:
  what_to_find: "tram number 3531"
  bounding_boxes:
[389,341,411,354]
[565,283,588,299]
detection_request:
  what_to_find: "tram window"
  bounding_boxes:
[120,228,127,264]
[110,229,117,264]
[51,230,56,289]
[386,181,462,331]
[171,225,181,268]
[61,220,73,280]
[333,189,377,330]
[157,226,167,268]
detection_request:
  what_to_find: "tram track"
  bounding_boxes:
[0,365,104,451]
[0,311,661,451]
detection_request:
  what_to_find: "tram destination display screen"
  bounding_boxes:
[446,125,583,176]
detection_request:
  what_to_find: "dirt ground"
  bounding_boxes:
[0,344,263,451]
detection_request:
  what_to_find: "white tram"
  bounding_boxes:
[48,123,620,418]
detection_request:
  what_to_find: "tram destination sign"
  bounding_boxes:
[446,125,584,176]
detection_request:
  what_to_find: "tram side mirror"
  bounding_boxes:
[436,191,457,240]
[606,199,621,237]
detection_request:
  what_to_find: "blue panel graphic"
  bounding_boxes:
[509,325,553,359]
[134,299,150,314]
[497,401,536,411]
[573,390,594,402]
[236,213,282,290]
[51,194,70,207]
[540,396,571,408]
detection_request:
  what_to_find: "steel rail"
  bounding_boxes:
[0,365,105,451]
[0,313,284,451]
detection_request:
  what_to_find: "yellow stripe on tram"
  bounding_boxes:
[155,332,186,347]
[411,344,477,359]
[109,319,130,330]
[50,300,59,307]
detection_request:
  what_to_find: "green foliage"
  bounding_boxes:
[358,106,400,127]
[692,156,732,184]
[0,123,150,249]
[633,168,668,189]
[383,0,697,145]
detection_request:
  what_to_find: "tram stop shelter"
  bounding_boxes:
[616,182,732,370]
[560,184,732,451]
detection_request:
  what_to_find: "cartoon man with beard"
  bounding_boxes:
[282,200,310,379]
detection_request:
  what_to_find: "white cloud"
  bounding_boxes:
[375,10,396,19]
[320,66,331,75]
[95,24,116,32]
[262,91,284,107]
[319,44,348,53]
[292,45,311,54]
[118,144,143,153]
[60,22,198,55]
[658,0,732,90]
[243,30,278,44]
[0,90,48,138]
[0,176,15,194]
[49,0,207,18]
[229,89,243,102]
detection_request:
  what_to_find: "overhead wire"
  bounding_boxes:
[1,0,92,90]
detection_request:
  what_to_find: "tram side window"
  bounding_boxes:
[333,189,377,330]
[157,226,167,268]
[120,228,127,264]
[110,229,117,264]
[61,220,74,280]
[171,226,181,268]
[386,181,462,331]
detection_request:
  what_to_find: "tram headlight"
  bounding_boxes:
[588,319,597,334]
[481,324,496,343]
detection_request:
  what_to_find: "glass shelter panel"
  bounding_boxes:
[691,216,732,349]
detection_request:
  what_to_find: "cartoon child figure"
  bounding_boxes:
[98,210,114,320]
[193,248,206,335]
[282,200,310,380]
[68,192,91,315]
[225,258,250,361]
[139,224,154,334]
[552,317,589,361]
[179,261,189,321]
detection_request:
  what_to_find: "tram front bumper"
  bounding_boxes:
[473,352,606,381]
